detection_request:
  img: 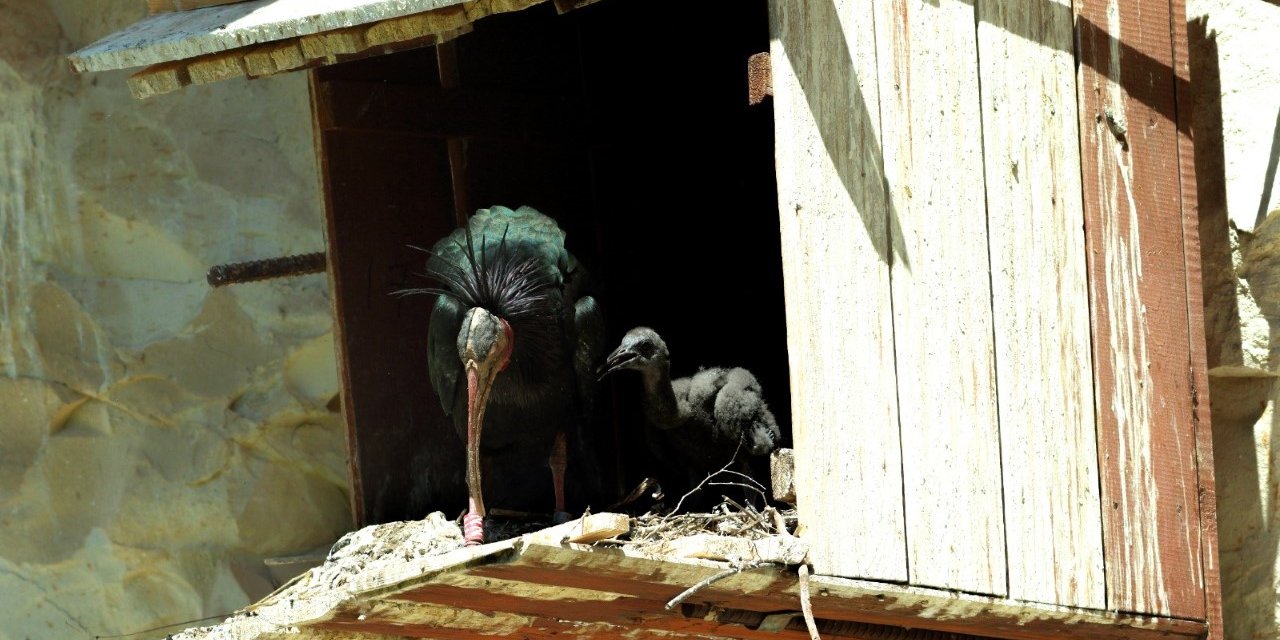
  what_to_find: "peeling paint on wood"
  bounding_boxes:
[123,4,481,100]
[69,0,473,73]
[147,0,253,14]
[874,0,1005,596]
[975,0,1104,609]
[334,543,1207,639]
[1075,0,1204,619]
[1169,0,1224,635]
[768,0,907,583]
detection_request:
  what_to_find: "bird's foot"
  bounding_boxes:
[463,513,485,545]
[552,511,572,525]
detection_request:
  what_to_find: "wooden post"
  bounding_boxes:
[1075,0,1205,619]
[769,0,907,582]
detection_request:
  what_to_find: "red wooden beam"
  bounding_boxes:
[1075,0,1205,619]
[1169,0,1225,636]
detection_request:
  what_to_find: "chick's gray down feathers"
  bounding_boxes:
[675,366,779,457]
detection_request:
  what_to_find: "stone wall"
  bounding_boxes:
[0,2,351,638]
[1190,1,1280,638]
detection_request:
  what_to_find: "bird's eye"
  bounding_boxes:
[636,342,656,358]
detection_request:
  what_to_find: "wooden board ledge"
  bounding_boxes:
[167,510,1208,639]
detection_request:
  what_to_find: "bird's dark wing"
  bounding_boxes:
[428,294,466,418]
[573,295,606,418]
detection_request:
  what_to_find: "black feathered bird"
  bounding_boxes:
[420,206,604,545]
[600,327,780,507]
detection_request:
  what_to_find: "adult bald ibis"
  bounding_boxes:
[600,327,781,508]
[422,206,604,545]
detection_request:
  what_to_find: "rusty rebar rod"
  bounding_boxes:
[206,252,327,287]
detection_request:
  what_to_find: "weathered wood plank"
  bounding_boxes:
[1075,0,1204,618]
[186,51,247,85]
[69,0,474,72]
[874,0,1004,595]
[147,0,252,14]
[127,16,474,100]
[313,89,462,526]
[769,448,795,503]
[127,61,188,100]
[462,546,1206,640]
[1170,0,1223,635]
[974,0,1104,608]
[768,0,907,581]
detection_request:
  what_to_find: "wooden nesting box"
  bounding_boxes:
[772,0,1220,637]
[68,0,1221,637]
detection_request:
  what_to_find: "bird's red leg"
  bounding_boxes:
[550,431,568,522]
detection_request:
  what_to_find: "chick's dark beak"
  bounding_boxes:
[598,345,638,380]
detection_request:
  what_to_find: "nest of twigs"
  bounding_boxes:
[626,495,797,552]
[596,458,798,557]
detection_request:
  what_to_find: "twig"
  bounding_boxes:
[664,446,743,518]
[714,468,769,495]
[708,480,768,502]
[767,507,788,535]
[798,564,821,640]
[664,561,764,611]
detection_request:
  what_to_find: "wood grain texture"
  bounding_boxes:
[1075,0,1204,618]
[123,3,482,100]
[1170,0,1224,635]
[69,0,471,72]
[768,0,907,582]
[360,544,1206,640]
[874,0,1005,595]
[147,0,252,14]
[975,0,1104,608]
[313,65,463,525]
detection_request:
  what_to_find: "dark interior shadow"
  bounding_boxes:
[1255,108,1280,228]
[1191,18,1240,372]
[776,0,909,269]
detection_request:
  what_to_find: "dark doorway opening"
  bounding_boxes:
[314,0,787,525]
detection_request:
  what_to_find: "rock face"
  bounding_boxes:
[1189,1,1280,638]
[0,2,351,638]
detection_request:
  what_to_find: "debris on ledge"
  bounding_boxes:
[168,501,1204,640]
[170,508,810,640]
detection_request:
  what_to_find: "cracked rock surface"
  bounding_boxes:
[0,2,351,638]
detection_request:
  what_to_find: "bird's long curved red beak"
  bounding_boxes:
[459,310,513,545]
[463,360,495,543]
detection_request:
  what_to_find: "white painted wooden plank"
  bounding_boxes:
[769,0,907,581]
[873,0,1005,595]
[68,0,471,73]
[975,0,1104,609]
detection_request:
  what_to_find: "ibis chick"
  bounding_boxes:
[600,327,780,506]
